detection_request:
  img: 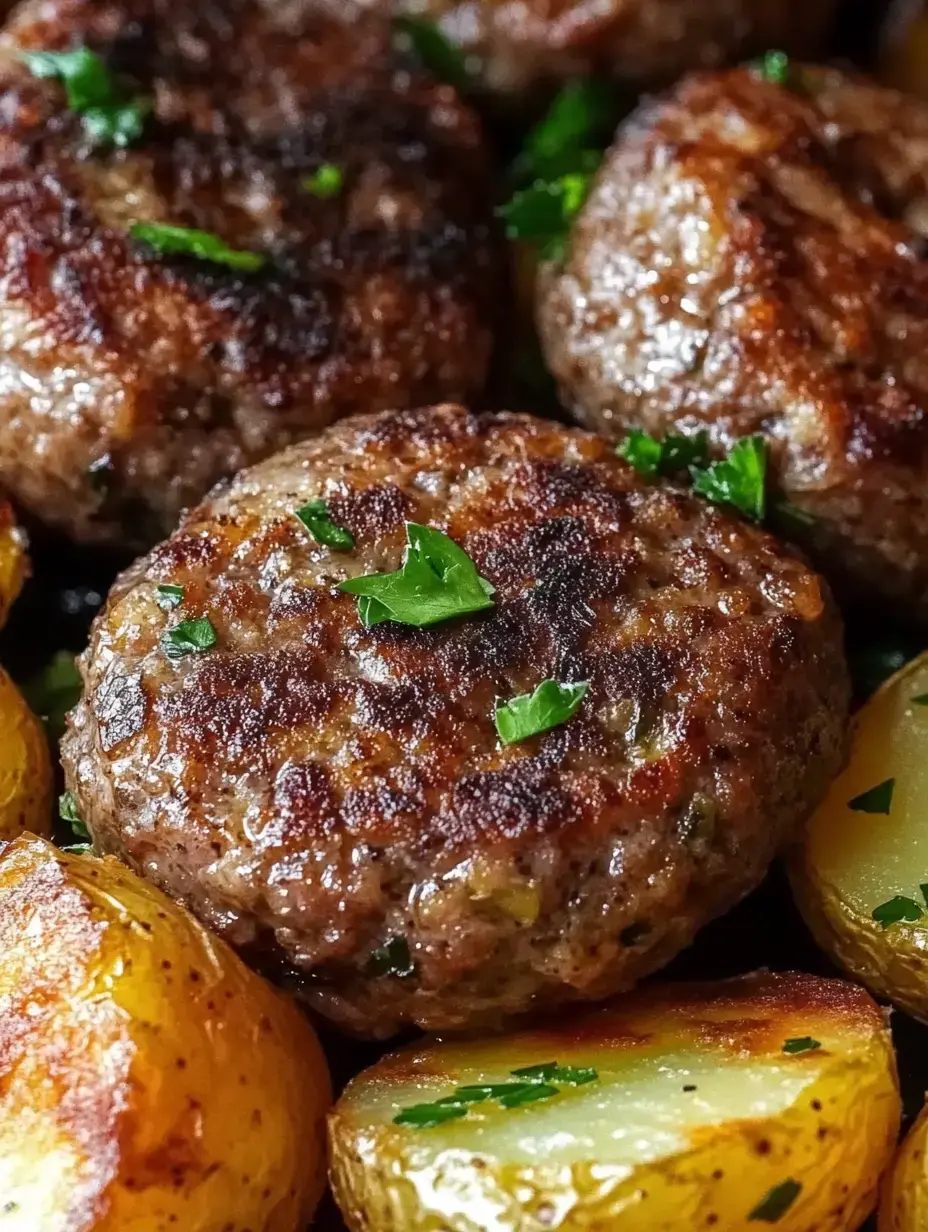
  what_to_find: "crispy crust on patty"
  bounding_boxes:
[540,64,928,623]
[62,405,849,1036]
[0,0,499,545]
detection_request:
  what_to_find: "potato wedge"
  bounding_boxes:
[880,1099,928,1231]
[0,497,26,631]
[0,665,51,840]
[329,971,900,1232]
[790,649,928,1023]
[0,834,330,1232]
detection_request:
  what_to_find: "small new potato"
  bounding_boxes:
[0,834,331,1232]
[0,665,52,840]
[329,970,900,1232]
[880,1099,928,1231]
[0,497,26,630]
[790,650,928,1024]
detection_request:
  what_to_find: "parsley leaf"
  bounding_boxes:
[495,679,588,745]
[23,650,82,740]
[393,16,473,93]
[749,1179,802,1222]
[618,429,709,478]
[21,47,147,147]
[510,1062,598,1086]
[513,79,618,183]
[498,171,594,260]
[295,500,354,551]
[161,616,217,660]
[367,937,415,978]
[155,583,184,611]
[873,895,924,929]
[691,435,767,521]
[848,778,895,815]
[393,1103,468,1128]
[921,884,928,907]
[339,523,494,628]
[782,1037,820,1055]
[302,163,343,199]
[129,221,266,272]
[753,50,791,87]
[58,790,87,837]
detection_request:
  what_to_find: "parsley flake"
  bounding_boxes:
[495,679,588,746]
[161,616,217,660]
[848,778,895,815]
[155,583,184,611]
[295,500,354,551]
[618,429,708,479]
[21,47,147,147]
[510,1062,598,1086]
[367,937,415,978]
[339,523,494,628]
[749,1179,802,1223]
[513,78,618,183]
[782,1037,820,1055]
[302,163,343,199]
[393,1103,468,1128]
[393,16,473,93]
[393,1060,596,1128]
[921,884,928,907]
[753,50,791,87]
[129,222,266,272]
[498,171,594,260]
[691,435,767,522]
[873,895,924,929]
[23,650,82,739]
[58,790,87,835]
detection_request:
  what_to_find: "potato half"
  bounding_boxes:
[0,665,52,840]
[0,497,26,631]
[0,834,330,1232]
[329,971,900,1232]
[880,1099,928,1231]
[790,649,928,1023]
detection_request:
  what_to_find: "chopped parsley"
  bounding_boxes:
[129,222,266,272]
[393,16,473,93]
[749,1179,802,1222]
[338,523,494,629]
[161,616,217,660]
[510,1062,598,1086]
[497,171,594,260]
[21,46,148,147]
[873,895,924,929]
[23,650,82,740]
[848,778,895,815]
[302,163,343,199]
[753,50,791,87]
[58,790,86,835]
[691,435,767,522]
[921,884,928,906]
[782,1037,820,1055]
[618,429,709,479]
[155,583,184,611]
[494,679,588,746]
[394,1061,598,1128]
[512,78,619,183]
[393,1103,468,1128]
[367,937,415,978]
[294,500,355,551]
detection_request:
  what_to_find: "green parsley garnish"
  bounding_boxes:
[497,171,594,260]
[23,650,82,740]
[367,937,415,978]
[129,222,266,272]
[393,1060,597,1128]
[294,500,355,551]
[495,679,589,746]
[512,79,618,183]
[393,1103,468,1128]
[921,884,928,907]
[618,429,709,479]
[873,896,924,929]
[749,1179,802,1222]
[782,1037,820,1054]
[848,778,895,815]
[393,16,473,93]
[155,583,184,611]
[21,47,147,147]
[302,163,343,199]
[338,523,494,629]
[161,616,217,660]
[913,693,928,705]
[691,435,767,522]
[510,1062,598,1086]
[58,790,87,835]
[754,50,791,87]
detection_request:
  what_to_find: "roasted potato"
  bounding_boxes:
[0,834,331,1231]
[329,971,900,1232]
[880,1099,928,1231]
[0,497,26,631]
[0,664,51,841]
[790,649,928,1024]
[881,0,928,100]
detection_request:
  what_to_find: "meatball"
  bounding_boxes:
[334,0,837,98]
[62,404,848,1038]
[0,0,498,546]
[540,64,928,623]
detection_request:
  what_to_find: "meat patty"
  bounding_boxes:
[540,64,928,624]
[334,0,837,98]
[0,0,498,546]
[62,404,849,1038]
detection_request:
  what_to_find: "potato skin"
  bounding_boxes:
[0,498,26,631]
[880,1101,928,1232]
[330,971,900,1232]
[0,666,52,841]
[0,834,330,1232]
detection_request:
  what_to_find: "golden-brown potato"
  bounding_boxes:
[0,497,26,631]
[790,649,928,1024]
[0,664,52,841]
[0,834,331,1231]
[329,971,900,1232]
[880,1099,928,1231]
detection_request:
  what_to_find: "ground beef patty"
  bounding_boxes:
[540,64,928,624]
[0,0,498,546]
[62,405,849,1037]
[335,0,837,98]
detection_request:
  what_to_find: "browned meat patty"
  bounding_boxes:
[62,404,849,1038]
[0,0,498,546]
[540,64,928,624]
[333,0,837,98]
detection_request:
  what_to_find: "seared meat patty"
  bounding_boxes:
[62,405,848,1037]
[540,65,928,623]
[335,0,837,98]
[0,0,498,546]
